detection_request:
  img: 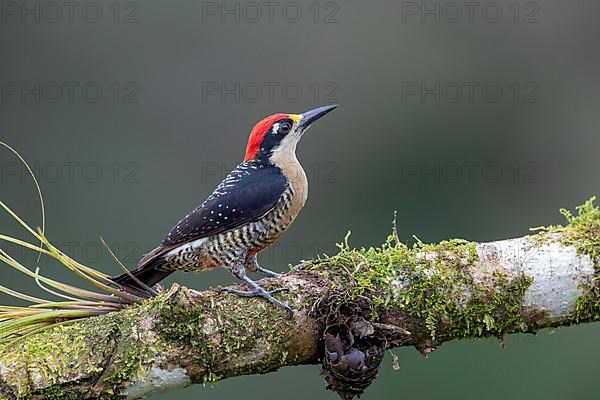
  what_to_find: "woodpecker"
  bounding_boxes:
[111,104,337,314]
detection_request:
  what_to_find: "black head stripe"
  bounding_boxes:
[256,118,294,161]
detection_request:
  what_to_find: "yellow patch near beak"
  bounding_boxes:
[288,114,302,123]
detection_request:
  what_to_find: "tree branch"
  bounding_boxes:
[1,201,598,400]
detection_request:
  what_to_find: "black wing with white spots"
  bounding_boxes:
[161,162,288,246]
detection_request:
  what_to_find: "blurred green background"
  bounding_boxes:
[1,0,599,398]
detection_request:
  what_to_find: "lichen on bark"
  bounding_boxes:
[0,299,168,400]
[307,232,535,344]
[1,198,599,399]
[530,197,600,323]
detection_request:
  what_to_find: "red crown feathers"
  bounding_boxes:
[244,113,289,161]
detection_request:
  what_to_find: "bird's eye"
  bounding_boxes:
[280,123,292,134]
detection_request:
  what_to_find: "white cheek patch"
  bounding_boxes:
[271,123,280,134]
[274,131,300,154]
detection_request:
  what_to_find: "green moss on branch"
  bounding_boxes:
[1,198,599,399]
[308,233,534,342]
[0,300,166,400]
[530,198,600,323]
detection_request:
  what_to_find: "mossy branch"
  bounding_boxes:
[0,198,599,400]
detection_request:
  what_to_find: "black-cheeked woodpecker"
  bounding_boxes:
[111,104,338,314]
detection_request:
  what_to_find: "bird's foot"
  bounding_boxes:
[256,266,283,278]
[291,262,306,271]
[221,286,288,297]
[220,280,292,317]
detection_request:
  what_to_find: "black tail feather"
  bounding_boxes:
[110,255,173,293]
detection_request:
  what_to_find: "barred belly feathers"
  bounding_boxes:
[111,105,337,314]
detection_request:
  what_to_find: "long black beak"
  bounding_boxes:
[299,104,338,129]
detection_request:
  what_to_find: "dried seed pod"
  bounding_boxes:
[321,318,385,399]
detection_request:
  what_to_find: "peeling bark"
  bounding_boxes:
[0,225,598,399]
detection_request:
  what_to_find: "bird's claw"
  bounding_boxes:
[291,262,306,271]
[256,266,283,278]
[220,286,292,317]
[220,286,288,296]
